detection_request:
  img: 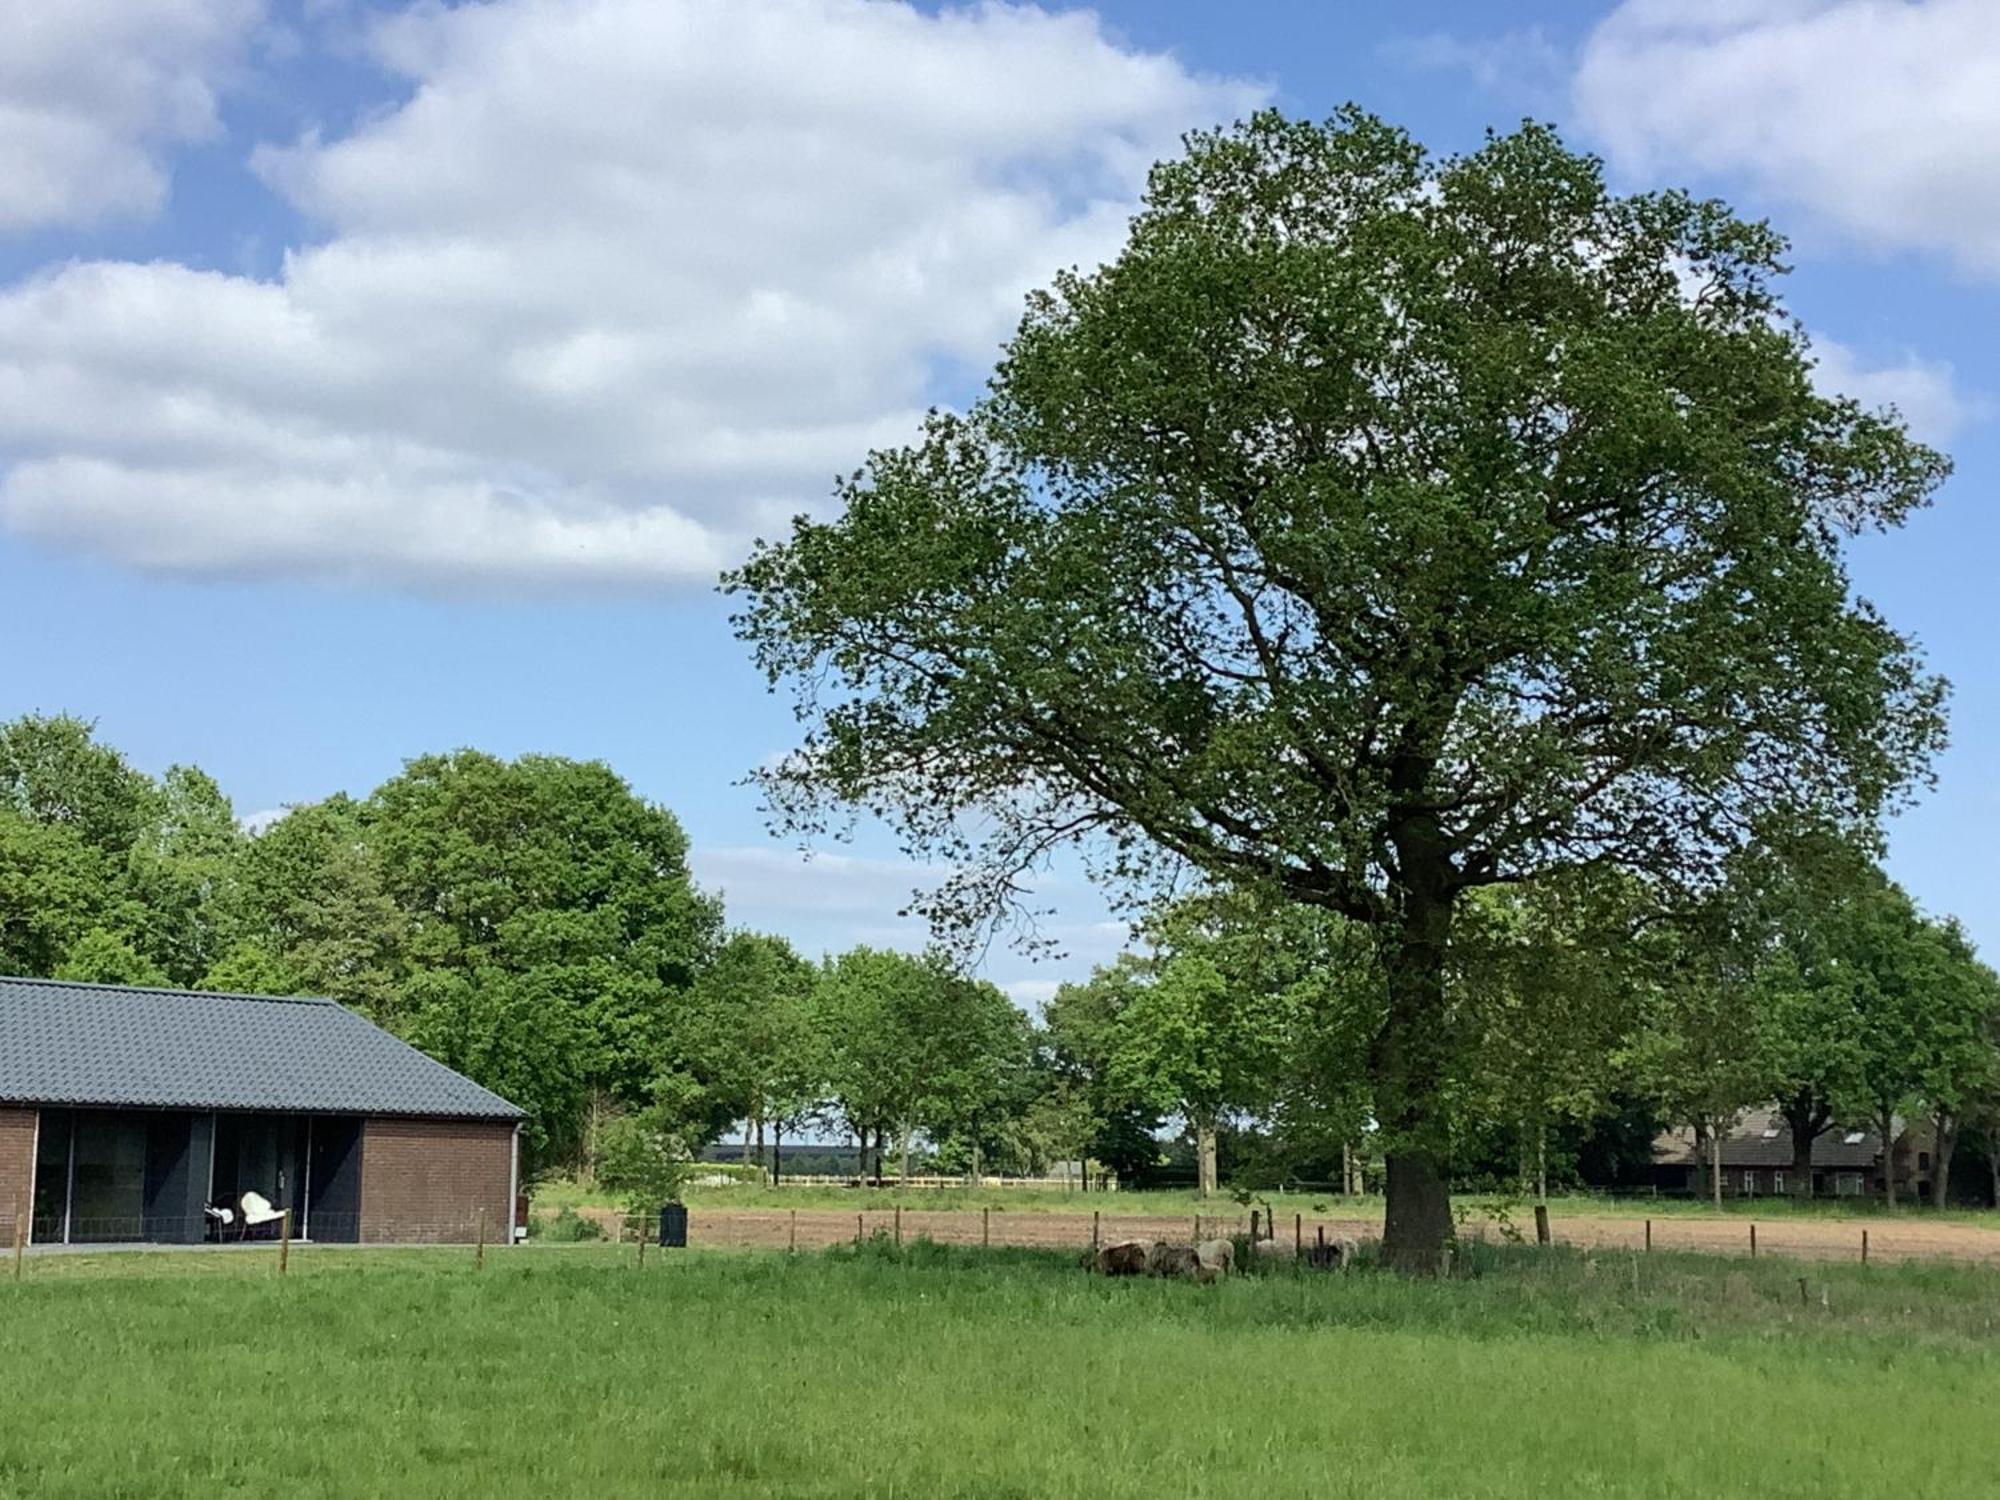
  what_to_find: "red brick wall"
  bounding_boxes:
[0,1108,36,1245]
[359,1117,513,1244]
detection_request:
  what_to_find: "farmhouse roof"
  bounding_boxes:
[1652,1108,1887,1171]
[0,975,523,1120]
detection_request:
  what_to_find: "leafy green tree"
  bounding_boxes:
[1917,920,2000,1209]
[1623,914,1767,1211]
[678,932,822,1172]
[0,715,159,978]
[1455,876,1648,1199]
[813,947,1021,1184]
[368,750,720,1159]
[199,940,307,996]
[595,1103,692,1218]
[0,714,157,857]
[0,810,109,977]
[1041,973,1166,1186]
[54,927,169,987]
[1009,1046,1101,1178]
[924,973,1032,1181]
[402,966,594,1163]
[234,796,406,1019]
[728,111,1945,1266]
[124,765,246,986]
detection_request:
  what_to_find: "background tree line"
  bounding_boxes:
[6,711,1996,1202]
[0,713,1034,1176]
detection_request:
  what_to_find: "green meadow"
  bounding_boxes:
[5,1239,1998,1499]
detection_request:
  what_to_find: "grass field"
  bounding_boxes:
[6,1238,1999,1498]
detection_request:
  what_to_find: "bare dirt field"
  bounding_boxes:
[581,1205,2000,1266]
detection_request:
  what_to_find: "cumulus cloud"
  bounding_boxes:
[0,0,1261,592]
[0,0,263,231]
[691,844,950,922]
[1380,25,1570,110]
[1576,0,2000,276]
[1810,339,1984,447]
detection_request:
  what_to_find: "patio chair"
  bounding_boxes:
[238,1191,285,1240]
[203,1202,236,1242]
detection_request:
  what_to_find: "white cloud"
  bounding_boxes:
[0,0,263,231]
[691,844,948,922]
[0,0,1260,592]
[1002,978,1064,1008]
[1809,338,1984,447]
[1576,1,2000,276]
[1381,26,1569,109]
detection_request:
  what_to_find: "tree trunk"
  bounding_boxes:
[1373,841,1457,1274]
[773,1123,783,1187]
[1931,1110,1956,1210]
[1535,1123,1547,1202]
[754,1113,765,1178]
[1778,1091,1828,1200]
[742,1117,753,1168]
[1878,1108,1898,1209]
[898,1123,912,1187]
[1195,1117,1218,1199]
[1710,1126,1723,1212]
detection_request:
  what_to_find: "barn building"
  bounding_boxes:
[0,976,523,1247]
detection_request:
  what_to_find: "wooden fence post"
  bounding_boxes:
[1250,1210,1260,1243]
[1749,1223,1757,1259]
[1644,1218,1652,1254]
[476,1208,486,1270]
[637,1212,649,1270]
[1092,1211,1100,1252]
[1294,1213,1302,1257]
[1861,1229,1869,1265]
[789,1209,797,1254]
[278,1210,291,1277]
[856,1213,863,1247]
[894,1205,902,1248]
[1533,1204,1551,1246]
[12,1197,24,1283]
[982,1206,990,1248]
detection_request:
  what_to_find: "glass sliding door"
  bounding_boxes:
[31,1109,72,1244]
[211,1114,309,1236]
[69,1113,149,1243]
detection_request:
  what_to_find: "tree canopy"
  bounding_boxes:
[729,109,1948,1265]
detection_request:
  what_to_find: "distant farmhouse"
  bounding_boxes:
[0,976,523,1248]
[1651,1107,1935,1202]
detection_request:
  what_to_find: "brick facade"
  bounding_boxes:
[359,1117,513,1244]
[0,1108,36,1245]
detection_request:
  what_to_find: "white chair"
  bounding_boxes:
[204,1203,235,1241]
[238,1192,284,1239]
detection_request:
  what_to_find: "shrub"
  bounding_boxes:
[534,1206,605,1243]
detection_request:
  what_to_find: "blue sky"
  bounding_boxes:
[2,0,1995,1004]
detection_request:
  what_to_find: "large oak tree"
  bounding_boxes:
[728,111,1947,1267]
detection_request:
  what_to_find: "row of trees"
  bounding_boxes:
[6,714,1993,1206]
[0,713,1044,1178]
[1032,839,2000,1209]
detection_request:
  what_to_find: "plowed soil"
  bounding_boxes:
[576,1205,2000,1265]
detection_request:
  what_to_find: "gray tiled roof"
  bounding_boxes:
[0,976,522,1119]
[1653,1107,1886,1170]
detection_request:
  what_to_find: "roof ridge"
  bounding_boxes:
[0,975,337,1007]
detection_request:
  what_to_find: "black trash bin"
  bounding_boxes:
[659,1202,688,1248]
